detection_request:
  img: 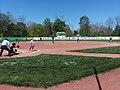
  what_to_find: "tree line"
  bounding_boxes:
[0,12,120,37]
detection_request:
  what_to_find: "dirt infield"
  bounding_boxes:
[0,41,120,90]
[1,41,120,58]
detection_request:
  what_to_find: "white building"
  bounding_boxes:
[56,32,66,38]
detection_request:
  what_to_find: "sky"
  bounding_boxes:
[0,0,120,29]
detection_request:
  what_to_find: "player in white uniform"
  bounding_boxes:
[29,39,35,51]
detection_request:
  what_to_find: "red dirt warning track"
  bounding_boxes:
[0,41,120,90]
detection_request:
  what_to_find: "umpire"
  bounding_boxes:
[0,38,11,56]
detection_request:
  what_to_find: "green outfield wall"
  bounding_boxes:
[1,37,27,41]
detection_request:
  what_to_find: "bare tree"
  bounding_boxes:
[18,16,26,23]
[105,17,115,36]
[115,16,120,25]
[90,24,98,36]
[113,16,120,36]
[17,16,26,37]
[105,17,115,29]
[95,22,103,36]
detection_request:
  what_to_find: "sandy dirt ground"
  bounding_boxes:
[0,41,120,90]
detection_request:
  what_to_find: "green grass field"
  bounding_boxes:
[0,54,120,88]
[70,46,120,54]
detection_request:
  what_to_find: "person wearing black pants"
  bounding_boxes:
[0,38,11,56]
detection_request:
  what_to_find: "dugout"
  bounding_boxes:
[56,32,66,38]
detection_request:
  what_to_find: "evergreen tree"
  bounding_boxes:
[79,16,91,36]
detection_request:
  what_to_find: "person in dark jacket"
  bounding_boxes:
[9,43,17,55]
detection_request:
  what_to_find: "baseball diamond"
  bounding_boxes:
[0,40,120,90]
